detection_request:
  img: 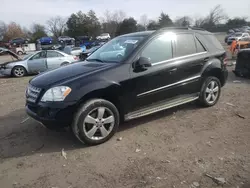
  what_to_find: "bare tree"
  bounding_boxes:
[47,16,66,38]
[0,21,7,40]
[101,10,126,37]
[4,22,24,41]
[193,17,206,27]
[139,14,149,30]
[175,16,192,27]
[206,5,227,25]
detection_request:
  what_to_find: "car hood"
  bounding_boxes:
[0,48,22,66]
[30,61,116,88]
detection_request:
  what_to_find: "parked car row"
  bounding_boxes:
[225,31,250,45]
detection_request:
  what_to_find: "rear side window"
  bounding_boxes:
[195,37,206,53]
[141,34,173,64]
[175,34,196,57]
[47,51,64,58]
[196,33,224,51]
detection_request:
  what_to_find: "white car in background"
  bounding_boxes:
[96,33,111,40]
[0,49,78,77]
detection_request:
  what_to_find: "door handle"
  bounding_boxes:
[169,68,177,74]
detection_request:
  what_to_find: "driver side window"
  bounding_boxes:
[31,51,46,60]
[141,35,173,64]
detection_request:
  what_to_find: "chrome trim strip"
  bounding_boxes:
[152,51,208,66]
[137,75,201,97]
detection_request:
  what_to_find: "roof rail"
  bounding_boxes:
[159,27,206,31]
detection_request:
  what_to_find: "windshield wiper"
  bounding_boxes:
[86,58,104,63]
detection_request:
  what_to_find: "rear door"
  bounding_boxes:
[172,33,208,95]
[27,51,47,73]
[46,51,65,69]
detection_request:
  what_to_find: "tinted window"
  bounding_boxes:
[47,51,63,58]
[195,37,206,53]
[141,34,173,64]
[196,33,224,51]
[175,34,196,57]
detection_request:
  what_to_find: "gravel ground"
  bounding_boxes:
[0,34,250,188]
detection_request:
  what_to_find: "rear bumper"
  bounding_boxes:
[26,101,77,127]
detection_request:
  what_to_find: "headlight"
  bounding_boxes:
[41,86,71,102]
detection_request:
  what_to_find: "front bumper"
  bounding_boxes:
[26,101,77,127]
[0,68,12,76]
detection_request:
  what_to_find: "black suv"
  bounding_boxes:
[26,27,228,145]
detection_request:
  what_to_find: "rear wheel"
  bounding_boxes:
[12,66,27,77]
[199,76,221,107]
[72,99,120,145]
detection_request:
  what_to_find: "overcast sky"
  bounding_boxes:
[1,0,250,27]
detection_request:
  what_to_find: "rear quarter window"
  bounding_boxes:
[196,33,224,51]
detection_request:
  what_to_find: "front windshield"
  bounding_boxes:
[87,35,146,63]
[235,33,242,37]
[22,53,34,60]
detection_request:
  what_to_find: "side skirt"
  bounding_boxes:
[124,94,199,121]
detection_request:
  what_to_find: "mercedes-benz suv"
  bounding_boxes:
[25,27,228,145]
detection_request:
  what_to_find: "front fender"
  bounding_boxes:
[67,79,121,102]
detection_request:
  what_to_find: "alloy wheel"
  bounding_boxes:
[14,67,25,77]
[205,80,219,104]
[83,107,115,140]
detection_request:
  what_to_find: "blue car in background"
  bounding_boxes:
[38,37,53,45]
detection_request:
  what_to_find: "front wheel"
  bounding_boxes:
[199,76,221,107]
[72,99,120,145]
[12,66,27,77]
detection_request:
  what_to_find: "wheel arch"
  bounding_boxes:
[74,81,124,120]
[201,59,225,86]
[11,65,28,76]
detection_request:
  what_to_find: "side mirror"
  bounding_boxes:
[135,57,151,70]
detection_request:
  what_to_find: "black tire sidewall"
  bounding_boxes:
[74,99,120,145]
[199,76,221,107]
[12,66,26,77]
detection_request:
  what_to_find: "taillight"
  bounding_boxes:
[74,56,79,61]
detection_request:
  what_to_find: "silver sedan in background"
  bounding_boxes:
[0,50,79,77]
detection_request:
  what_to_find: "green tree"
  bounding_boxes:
[66,10,101,37]
[116,17,137,35]
[158,12,173,28]
[47,16,66,38]
[226,18,247,29]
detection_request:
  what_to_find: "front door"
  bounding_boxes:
[27,51,47,73]
[46,51,65,70]
[128,33,180,112]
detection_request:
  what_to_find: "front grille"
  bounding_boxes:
[26,84,42,103]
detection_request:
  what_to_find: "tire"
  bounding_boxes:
[72,99,120,145]
[17,51,23,55]
[199,76,221,107]
[12,66,27,77]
